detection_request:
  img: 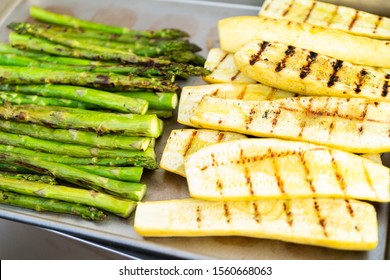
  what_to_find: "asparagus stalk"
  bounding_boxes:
[0,83,149,114]
[8,25,177,67]
[0,130,157,162]
[0,151,147,201]
[0,51,206,79]
[73,165,143,182]
[0,64,178,93]
[0,43,116,66]
[0,176,136,217]
[0,162,33,173]
[0,91,95,109]
[118,91,177,110]
[146,109,173,119]
[0,120,152,151]
[42,28,201,55]
[0,104,163,138]
[0,144,157,168]
[0,190,106,221]
[30,6,188,38]
[0,172,57,184]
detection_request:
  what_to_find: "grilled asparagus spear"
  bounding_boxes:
[0,120,152,151]
[0,151,146,201]
[0,64,178,93]
[0,130,157,161]
[0,175,136,217]
[0,91,95,109]
[0,104,163,138]
[0,144,157,168]
[30,6,188,38]
[0,190,106,221]
[0,84,148,114]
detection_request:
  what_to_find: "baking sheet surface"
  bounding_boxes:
[0,0,389,260]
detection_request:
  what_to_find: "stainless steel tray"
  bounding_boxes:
[0,0,389,260]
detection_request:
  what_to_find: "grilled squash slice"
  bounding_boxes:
[134,197,378,250]
[190,95,390,153]
[184,138,390,202]
[203,48,256,84]
[218,16,390,68]
[259,0,390,40]
[160,129,247,177]
[178,83,296,127]
[234,39,390,103]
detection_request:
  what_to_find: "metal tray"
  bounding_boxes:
[0,0,389,260]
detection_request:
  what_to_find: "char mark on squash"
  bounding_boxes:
[327,60,343,87]
[303,1,317,22]
[249,41,270,65]
[300,51,318,79]
[275,45,296,72]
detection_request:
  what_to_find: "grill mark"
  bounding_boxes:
[298,120,306,137]
[230,70,241,81]
[244,166,255,195]
[354,69,368,94]
[300,51,318,79]
[216,131,225,142]
[283,201,293,227]
[211,89,219,97]
[216,179,224,197]
[313,199,328,237]
[348,10,359,30]
[329,150,347,195]
[182,130,198,157]
[278,101,386,123]
[362,161,379,198]
[303,1,317,22]
[196,205,202,228]
[345,199,354,217]
[282,0,295,16]
[327,60,343,87]
[358,125,364,135]
[262,0,271,11]
[200,148,326,170]
[298,151,316,193]
[327,5,339,26]
[252,202,262,223]
[381,74,390,97]
[373,16,383,34]
[236,84,247,100]
[345,199,361,232]
[271,150,286,194]
[246,107,256,130]
[212,53,228,71]
[328,121,335,137]
[270,109,281,133]
[275,45,296,72]
[223,203,231,223]
[360,103,369,120]
[249,41,270,65]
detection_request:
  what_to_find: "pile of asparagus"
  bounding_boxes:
[0,6,209,220]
